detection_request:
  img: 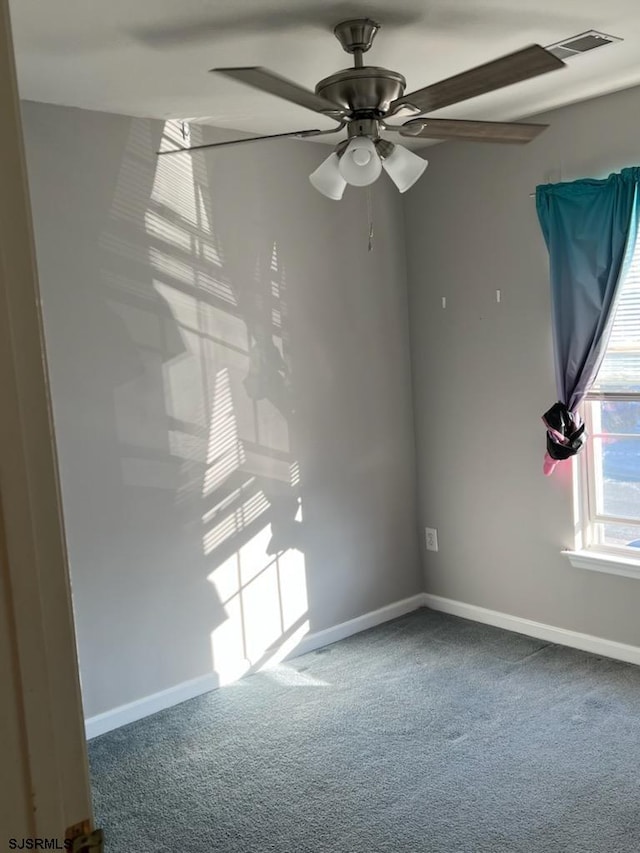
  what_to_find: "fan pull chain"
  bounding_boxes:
[367,186,374,252]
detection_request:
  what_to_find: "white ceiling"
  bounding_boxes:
[10,0,640,143]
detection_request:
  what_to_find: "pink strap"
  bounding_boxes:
[543,452,557,476]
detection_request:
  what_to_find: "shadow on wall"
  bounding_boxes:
[99,118,312,688]
[160,122,310,681]
[32,102,418,718]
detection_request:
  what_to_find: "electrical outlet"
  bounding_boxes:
[425,527,438,552]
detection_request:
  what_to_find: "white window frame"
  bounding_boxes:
[567,393,640,576]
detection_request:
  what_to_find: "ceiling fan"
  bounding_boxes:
[160,18,565,200]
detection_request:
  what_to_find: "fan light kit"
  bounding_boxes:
[309,123,429,199]
[160,18,566,200]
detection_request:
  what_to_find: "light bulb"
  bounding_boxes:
[338,137,382,187]
[353,149,372,166]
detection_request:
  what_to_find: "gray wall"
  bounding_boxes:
[21,101,421,717]
[404,83,640,645]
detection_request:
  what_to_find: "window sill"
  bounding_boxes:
[563,549,640,579]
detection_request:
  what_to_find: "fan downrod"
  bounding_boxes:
[316,19,403,115]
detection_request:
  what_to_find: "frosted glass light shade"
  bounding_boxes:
[338,137,382,187]
[309,152,347,200]
[381,144,428,193]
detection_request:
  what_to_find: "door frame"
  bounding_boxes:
[0,0,93,838]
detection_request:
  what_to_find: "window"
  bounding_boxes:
[579,227,640,557]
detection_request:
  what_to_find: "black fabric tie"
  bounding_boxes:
[542,401,586,461]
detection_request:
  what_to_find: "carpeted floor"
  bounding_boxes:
[89,608,640,853]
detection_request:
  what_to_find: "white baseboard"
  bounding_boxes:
[293,593,425,657]
[85,671,221,740]
[86,592,640,740]
[85,592,425,740]
[423,593,640,667]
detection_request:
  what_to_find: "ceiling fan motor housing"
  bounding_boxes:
[315,67,406,116]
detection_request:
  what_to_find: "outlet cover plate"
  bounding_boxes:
[425,527,438,552]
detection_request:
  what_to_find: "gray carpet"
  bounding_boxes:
[89,608,640,852]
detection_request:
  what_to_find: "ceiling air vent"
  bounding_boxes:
[546,30,622,60]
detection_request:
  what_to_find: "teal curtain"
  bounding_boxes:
[536,167,640,473]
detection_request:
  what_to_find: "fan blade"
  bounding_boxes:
[391,45,564,114]
[397,117,548,144]
[212,67,346,118]
[158,128,329,157]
